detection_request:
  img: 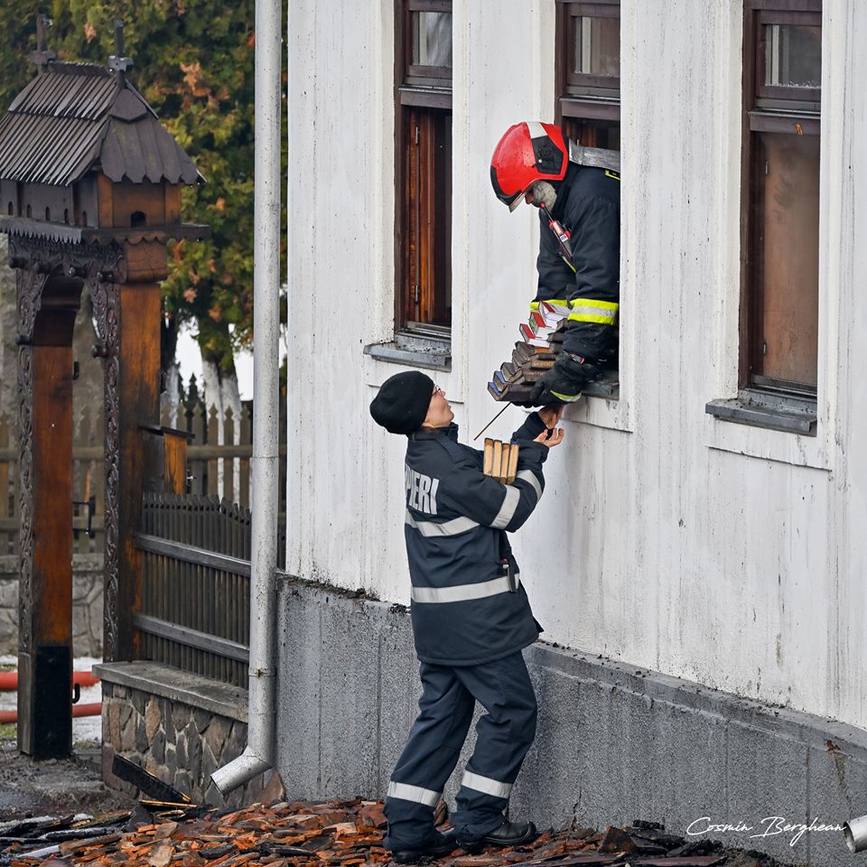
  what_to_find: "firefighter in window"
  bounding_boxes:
[491,121,620,405]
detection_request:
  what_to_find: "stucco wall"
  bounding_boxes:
[286,0,867,728]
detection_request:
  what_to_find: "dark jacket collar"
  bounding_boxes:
[551,162,580,222]
[409,422,459,442]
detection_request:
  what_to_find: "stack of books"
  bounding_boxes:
[482,438,519,484]
[487,301,568,403]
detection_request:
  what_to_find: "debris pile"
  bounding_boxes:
[0,799,791,866]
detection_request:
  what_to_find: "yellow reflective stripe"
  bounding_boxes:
[550,390,582,402]
[530,299,569,311]
[569,299,619,311]
[567,311,617,324]
[567,299,619,325]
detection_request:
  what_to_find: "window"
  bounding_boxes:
[555,0,620,149]
[741,1,821,395]
[395,0,452,334]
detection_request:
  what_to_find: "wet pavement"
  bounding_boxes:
[0,740,134,822]
[0,655,133,824]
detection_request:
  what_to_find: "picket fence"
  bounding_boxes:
[0,389,283,557]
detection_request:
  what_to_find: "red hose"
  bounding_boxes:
[73,702,102,718]
[0,670,100,691]
[0,702,101,724]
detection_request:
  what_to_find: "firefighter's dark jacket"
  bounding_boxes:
[536,162,620,365]
[403,412,549,666]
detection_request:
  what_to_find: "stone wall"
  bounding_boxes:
[97,662,277,808]
[0,554,103,656]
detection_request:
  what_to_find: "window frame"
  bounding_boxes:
[402,0,453,91]
[739,0,821,395]
[754,9,821,111]
[393,0,453,337]
[556,0,620,124]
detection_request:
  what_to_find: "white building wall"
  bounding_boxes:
[286,0,867,729]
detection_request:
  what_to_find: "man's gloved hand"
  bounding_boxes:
[529,351,602,406]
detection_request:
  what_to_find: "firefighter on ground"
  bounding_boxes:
[369,370,564,863]
[490,121,620,405]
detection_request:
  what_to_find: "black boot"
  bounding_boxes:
[388,829,457,864]
[457,818,537,850]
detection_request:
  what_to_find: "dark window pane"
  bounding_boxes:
[764,24,821,88]
[573,16,619,77]
[402,107,451,328]
[412,11,452,68]
[753,132,819,388]
[562,116,620,150]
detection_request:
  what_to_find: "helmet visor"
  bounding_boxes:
[506,183,533,212]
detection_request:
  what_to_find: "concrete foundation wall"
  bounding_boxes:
[277,577,867,867]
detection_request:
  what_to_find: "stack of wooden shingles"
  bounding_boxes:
[488,301,569,403]
[482,438,520,483]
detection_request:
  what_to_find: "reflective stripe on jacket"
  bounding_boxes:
[402,413,548,666]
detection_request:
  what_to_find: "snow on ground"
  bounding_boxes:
[0,655,102,745]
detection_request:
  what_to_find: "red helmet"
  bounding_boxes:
[490,122,568,211]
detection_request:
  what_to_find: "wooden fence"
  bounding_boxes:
[0,388,285,556]
[136,494,253,688]
[162,401,254,507]
[135,493,286,687]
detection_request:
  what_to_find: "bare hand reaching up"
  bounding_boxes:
[534,426,565,448]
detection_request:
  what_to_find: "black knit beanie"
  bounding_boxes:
[369,371,435,435]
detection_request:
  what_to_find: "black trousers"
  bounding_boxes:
[383,650,538,849]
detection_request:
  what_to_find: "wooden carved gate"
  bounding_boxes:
[0,21,206,757]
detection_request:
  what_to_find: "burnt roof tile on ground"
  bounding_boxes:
[0,797,801,866]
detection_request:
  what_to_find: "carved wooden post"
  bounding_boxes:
[118,277,162,660]
[93,241,166,661]
[16,270,81,758]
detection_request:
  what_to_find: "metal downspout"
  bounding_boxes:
[209,0,282,799]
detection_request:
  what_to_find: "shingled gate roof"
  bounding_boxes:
[0,60,201,187]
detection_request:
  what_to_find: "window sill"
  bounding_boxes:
[705,390,817,436]
[363,331,451,372]
[581,371,619,401]
[563,370,632,433]
[705,389,831,472]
